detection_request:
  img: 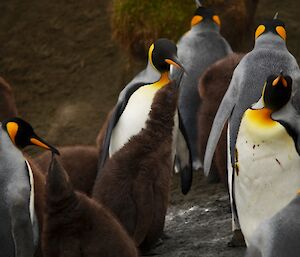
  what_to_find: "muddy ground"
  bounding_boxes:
[0,0,299,256]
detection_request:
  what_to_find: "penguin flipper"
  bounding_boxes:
[177,109,193,195]
[203,75,239,176]
[99,82,147,169]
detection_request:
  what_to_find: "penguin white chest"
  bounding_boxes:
[109,86,159,156]
[234,108,300,244]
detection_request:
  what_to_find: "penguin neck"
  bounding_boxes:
[245,108,278,128]
[254,33,286,50]
[152,72,170,89]
[191,22,219,33]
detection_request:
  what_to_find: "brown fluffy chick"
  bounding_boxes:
[92,77,180,251]
[43,156,139,257]
[35,145,98,195]
[0,77,17,120]
[198,53,244,183]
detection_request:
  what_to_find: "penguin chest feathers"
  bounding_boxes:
[110,75,178,156]
[234,108,300,244]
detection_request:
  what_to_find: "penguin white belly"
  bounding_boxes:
[235,109,300,245]
[109,86,156,156]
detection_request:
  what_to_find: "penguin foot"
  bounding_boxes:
[227,229,246,247]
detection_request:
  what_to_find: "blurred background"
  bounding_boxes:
[0,0,299,148]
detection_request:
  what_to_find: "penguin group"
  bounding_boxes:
[2,0,300,257]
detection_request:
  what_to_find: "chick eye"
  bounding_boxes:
[276,26,286,40]
[6,122,19,145]
[212,15,221,27]
[255,25,265,39]
[191,15,203,27]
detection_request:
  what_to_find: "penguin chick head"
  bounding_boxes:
[255,19,286,41]
[1,117,60,154]
[149,38,184,73]
[191,7,221,27]
[263,74,292,111]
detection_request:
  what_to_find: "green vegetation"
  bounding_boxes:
[111,1,195,59]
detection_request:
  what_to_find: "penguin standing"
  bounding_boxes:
[245,87,300,257]
[172,1,232,171]
[204,18,300,245]
[93,66,184,250]
[198,53,244,183]
[99,38,193,194]
[0,117,58,257]
[43,156,138,257]
[0,77,17,121]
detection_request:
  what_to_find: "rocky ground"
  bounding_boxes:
[0,0,299,256]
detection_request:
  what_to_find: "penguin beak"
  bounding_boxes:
[30,135,60,155]
[272,75,288,87]
[165,57,187,73]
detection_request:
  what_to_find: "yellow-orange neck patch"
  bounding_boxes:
[152,72,170,89]
[212,15,221,27]
[255,25,266,39]
[148,44,155,67]
[7,122,19,145]
[191,15,203,27]
[276,26,286,40]
[245,108,277,128]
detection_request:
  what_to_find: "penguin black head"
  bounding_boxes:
[149,38,184,73]
[263,74,292,111]
[191,7,221,27]
[255,19,286,41]
[1,117,60,155]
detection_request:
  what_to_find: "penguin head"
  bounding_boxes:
[255,19,286,41]
[148,38,184,73]
[191,7,221,28]
[1,117,60,154]
[263,74,292,111]
[252,74,292,112]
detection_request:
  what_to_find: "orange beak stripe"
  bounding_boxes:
[30,138,50,150]
[281,77,288,87]
[7,122,19,145]
[165,59,181,69]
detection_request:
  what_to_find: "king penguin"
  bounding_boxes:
[43,155,139,257]
[93,67,184,251]
[99,38,193,194]
[245,87,300,257]
[0,117,58,257]
[171,0,232,172]
[204,17,300,245]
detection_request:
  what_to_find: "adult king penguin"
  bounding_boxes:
[245,79,300,257]
[0,117,58,257]
[99,38,193,194]
[204,16,300,245]
[171,0,232,172]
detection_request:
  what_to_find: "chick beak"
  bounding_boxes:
[165,56,187,73]
[30,135,60,155]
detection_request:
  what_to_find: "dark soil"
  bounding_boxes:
[0,0,299,256]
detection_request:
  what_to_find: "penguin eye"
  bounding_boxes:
[6,122,19,145]
[191,15,203,27]
[255,25,266,39]
[276,26,286,40]
[212,15,221,27]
